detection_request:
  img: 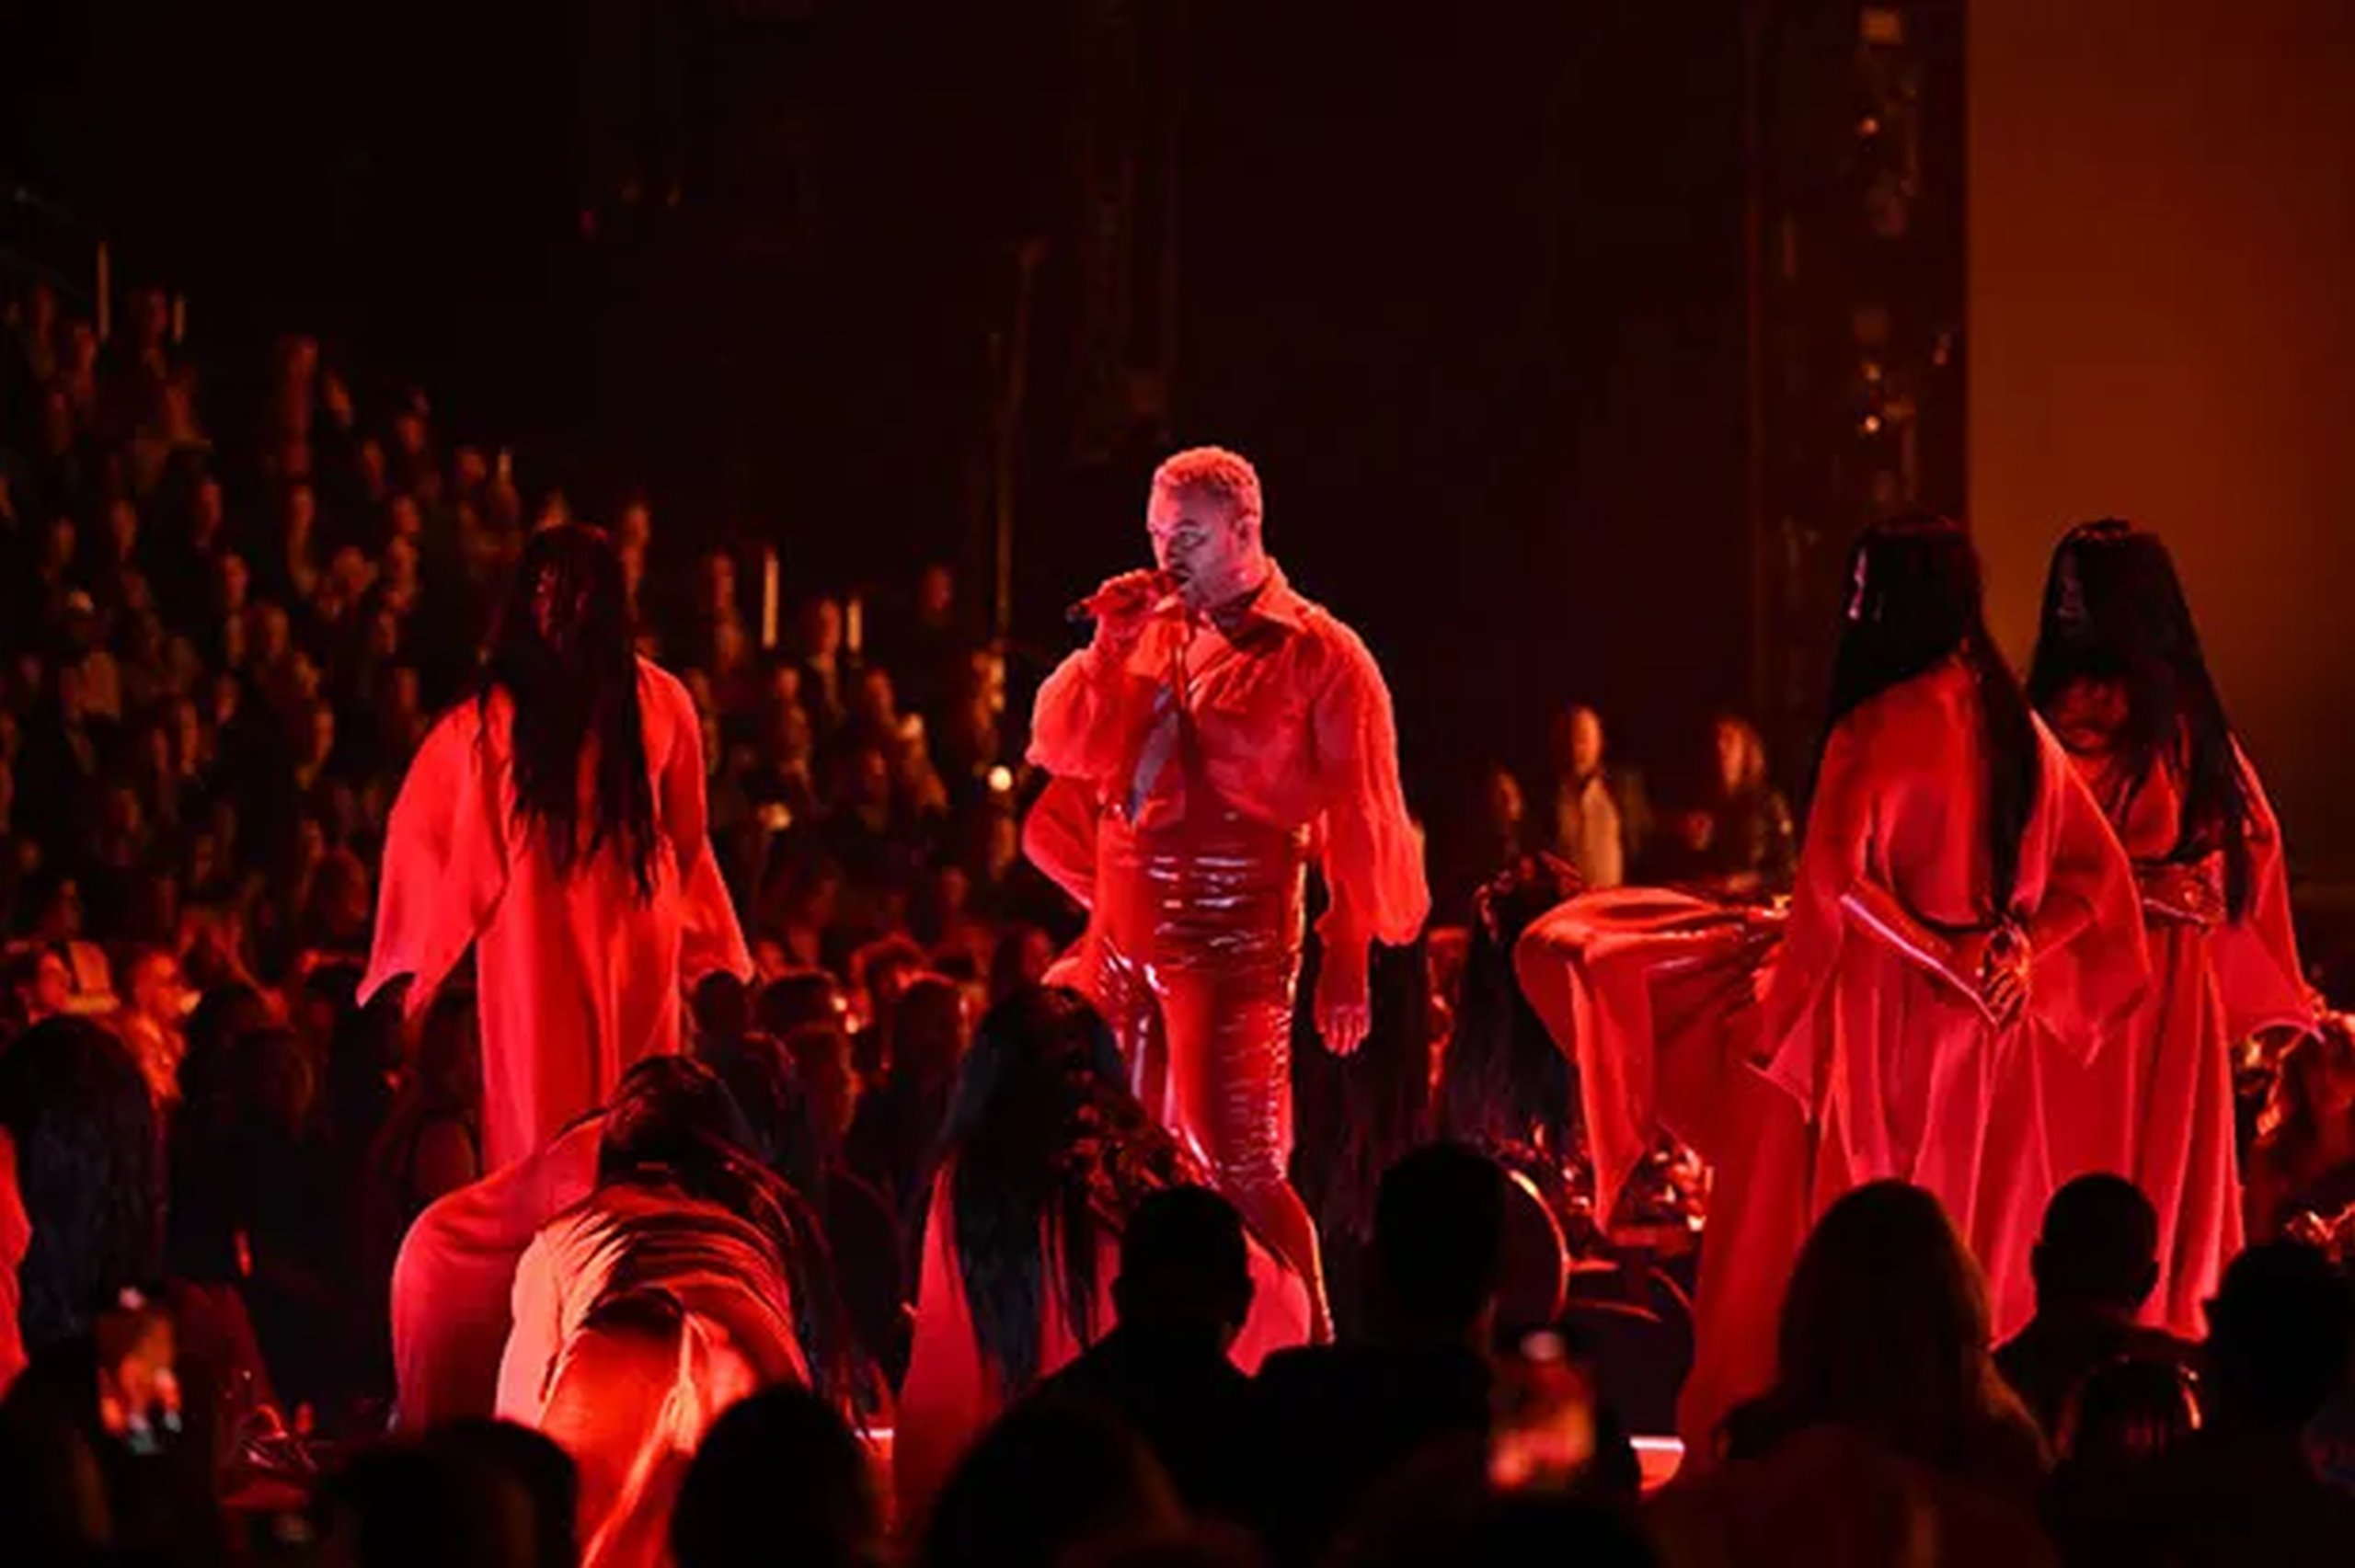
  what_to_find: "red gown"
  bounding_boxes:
[892,1160,1314,1524]
[1025,562,1426,1220]
[362,658,752,1173]
[2039,745,2311,1334]
[1519,660,2148,1456]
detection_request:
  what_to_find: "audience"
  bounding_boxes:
[1995,1174,2199,1440]
[2108,1242,2355,1565]
[0,275,2349,1568]
[1029,1186,1261,1520]
[1247,1141,1508,1565]
[1653,1181,2054,1568]
[918,1399,1185,1568]
[671,1384,886,1568]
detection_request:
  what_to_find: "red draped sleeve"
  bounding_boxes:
[647,663,752,984]
[361,701,511,1017]
[1308,622,1430,949]
[1021,775,1103,910]
[2211,747,2315,1041]
[2018,720,2151,1053]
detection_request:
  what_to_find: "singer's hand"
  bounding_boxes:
[1315,941,1373,1057]
[1087,569,1168,654]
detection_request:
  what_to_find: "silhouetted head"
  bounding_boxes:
[327,1439,538,1568]
[920,1400,1181,1568]
[425,1421,580,1568]
[2204,1241,2355,1430]
[1371,1143,1509,1345]
[2031,1173,2161,1317]
[672,1385,883,1568]
[1764,1182,1999,1471]
[2057,1357,2200,1469]
[757,968,848,1040]
[1112,1185,1255,1345]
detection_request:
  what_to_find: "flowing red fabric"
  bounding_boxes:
[497,1186,810,1568]
[362,659,752,1173]
[1514,888,1786,1225]
[892,1163,1313,1525]
[1020,775,1102,911]
[2039,745,2312,1334]
[389,1116,605,1430]
[1517,662,2148,1458]
[0,1130,28,1399]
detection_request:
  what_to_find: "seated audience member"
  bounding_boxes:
[1649,1183,2053,1568]
[1029,1186,1260,1518]
[2245,1013,2355,1249]
[431,1419,583,1568]
[326,1436,546,1568]
[919,1399,1185,1568]
[1995,1175,2198,1439]
[2040,1358,2202,1568]
[1247,1142,1508,1566]
[671,1384,887,1568]
[2108,1242,2355,1567]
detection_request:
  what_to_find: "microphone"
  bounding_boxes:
[1065,573,1178,626]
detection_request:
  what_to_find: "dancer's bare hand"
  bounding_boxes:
[1956,925,2030,1028]
[1316,942,1373,1056]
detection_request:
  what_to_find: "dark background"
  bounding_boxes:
[4,0,1758,821]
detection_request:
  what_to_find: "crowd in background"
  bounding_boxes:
[2,273,2355,1568]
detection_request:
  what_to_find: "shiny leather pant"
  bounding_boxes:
[1084,807,1329,1332]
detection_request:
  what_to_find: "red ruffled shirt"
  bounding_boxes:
[1027,561,1429,948]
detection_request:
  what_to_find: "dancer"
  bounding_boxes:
[1518,515,2148,1458]
[1026,446,1428,1330]
[2028,520,2315,1333]
[363,523,751,1172]
[497,1058,856,1568]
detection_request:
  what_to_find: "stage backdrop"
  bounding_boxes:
[1969,0,2355,876]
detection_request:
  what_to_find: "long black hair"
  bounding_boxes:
[597,1056,861,1413]
[940,985,1199,1392]
[1823,514,2040,913]
[0,1018,161,1354]
[479,523,659,901]
[2028,520,2255,920]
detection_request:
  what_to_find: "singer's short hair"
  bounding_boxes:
[1152,446,1263,528]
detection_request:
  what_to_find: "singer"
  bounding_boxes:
[1025,446,1429,1334]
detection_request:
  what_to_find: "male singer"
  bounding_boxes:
[1027,446,1429,1332]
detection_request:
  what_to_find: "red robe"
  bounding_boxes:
[892,1160,1314,1525]
[2040,745,2311,1334]
[1519,660,2148,1456]
[362,659,752,1173]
